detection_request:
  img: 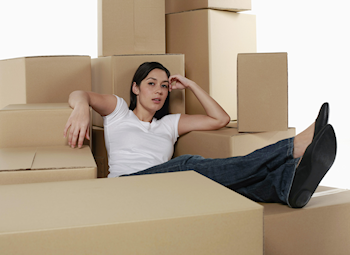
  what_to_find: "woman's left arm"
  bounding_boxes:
[169,74,230,136]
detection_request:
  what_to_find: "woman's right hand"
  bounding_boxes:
[63,90,118,148]
[64,101,91,148]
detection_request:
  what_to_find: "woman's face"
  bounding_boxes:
[133,68,169,113]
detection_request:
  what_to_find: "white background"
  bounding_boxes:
[0,0,349,188]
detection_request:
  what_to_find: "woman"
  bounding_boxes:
[64,62,337,209]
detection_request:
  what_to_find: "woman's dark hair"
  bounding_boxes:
[129,62,171,119]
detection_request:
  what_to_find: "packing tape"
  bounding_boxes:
[312,188,348,198]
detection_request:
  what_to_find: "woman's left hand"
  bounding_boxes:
[168,74,195,92]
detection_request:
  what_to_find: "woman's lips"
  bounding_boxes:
[152,98,161,104]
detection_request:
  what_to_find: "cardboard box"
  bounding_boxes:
[0,145,97,185]
[174,127,295,158]
[165,0,252,14]
[91,54,185,127]
[261,186,350,255]
[237,53,288,132]
[92,126,109,178]
[0,103,91,148]
[98,0,165,56]
[0,56,91,109]
[166,10,256,120]
[0,171,263,254]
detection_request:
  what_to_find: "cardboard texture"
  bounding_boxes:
[237,53,288,132]
[92,126,109,178]
[260,186,350,255]
[165,0,252,14]
[0,171,263,254]
[0,56,91,109]
[0,103,91,148]
[166,10,256,120]
[0,146,97,185]
[174,127,295,158]
[98,0,165,56]
[91,54,185,127]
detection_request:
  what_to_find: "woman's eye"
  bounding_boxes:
[162,84,168,88]
[148,82,155,86]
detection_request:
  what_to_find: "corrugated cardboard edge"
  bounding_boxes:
[0,55,90,61]
[312,188,348,198]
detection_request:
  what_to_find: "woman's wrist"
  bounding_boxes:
[186,80,198,90]
[68,91,89,108]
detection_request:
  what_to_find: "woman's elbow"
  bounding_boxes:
[214,114,231,130]
[222,114,231,128]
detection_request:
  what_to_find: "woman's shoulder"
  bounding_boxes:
[157,113,181,126]
[103,95,129,122]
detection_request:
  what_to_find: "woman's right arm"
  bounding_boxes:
[63,91,117,148]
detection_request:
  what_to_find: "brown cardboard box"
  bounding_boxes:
[0,145,97,185]
[166,10,256,120]
[0,56,91,109]
[165,0,252,14]
[91,54,185,127]
[174,127,295,158]
[98,0,165,56]
[0,171,263,254]
[237,53,288,132]
[0,103,91,148]
[261,186,350,255]
[92,126,109,178]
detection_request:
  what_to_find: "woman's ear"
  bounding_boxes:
[132,82,139,95]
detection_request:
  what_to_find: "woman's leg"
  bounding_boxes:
[126,137,300,204]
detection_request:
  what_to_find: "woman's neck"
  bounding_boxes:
[133,108,154,123]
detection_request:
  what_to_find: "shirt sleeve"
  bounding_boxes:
[161,113,181,144]
[103,95,129,126]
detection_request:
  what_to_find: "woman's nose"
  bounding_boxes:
[155,85,163,94]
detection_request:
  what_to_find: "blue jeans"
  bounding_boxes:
[125,138,300,205]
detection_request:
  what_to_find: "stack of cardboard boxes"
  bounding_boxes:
[165,2,296,160]
[1,1,350,254]
[0,56,97,184]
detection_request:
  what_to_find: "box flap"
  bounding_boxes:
[31,146,96,170]
[0,148,36,171]
[0,146,96,172]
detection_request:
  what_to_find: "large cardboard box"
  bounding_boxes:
[237,53,288,132]
[261,186,350,255]
[0,56,91,109]
[98,0,165,56]
[165,0,252,14]
[91,54,185,127]
[92,126,109,178]
[0,145,97,185]
[166,10,256,120]
[0,103,91,148]
[174,127,295,158]
[0,171,263,254]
